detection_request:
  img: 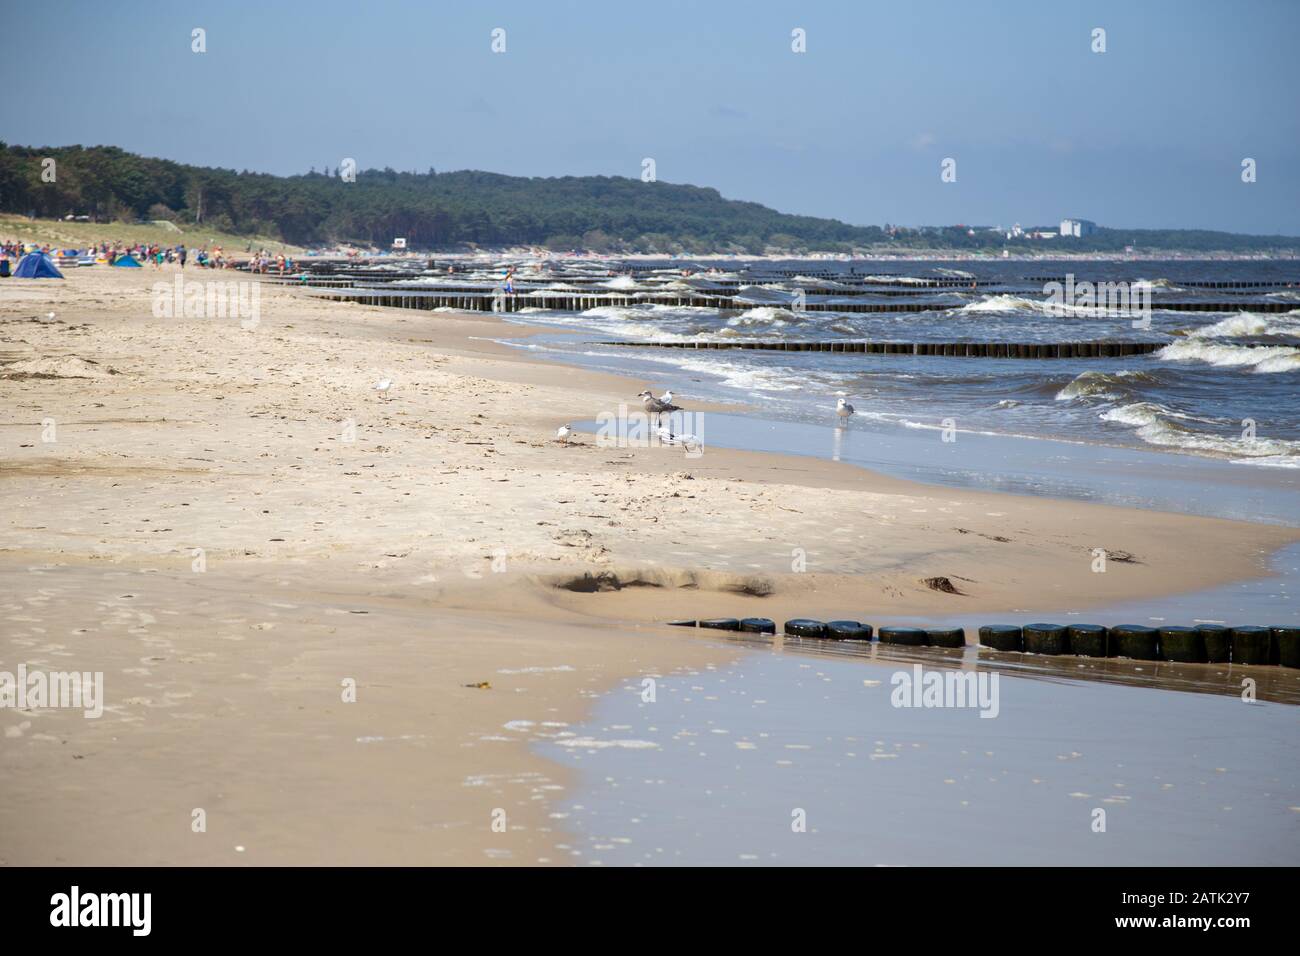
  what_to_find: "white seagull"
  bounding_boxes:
[836,397,855,422]
[657,425,701,455]
[659,389,674,404]
[373,378,393,400]
[555,423,572,443]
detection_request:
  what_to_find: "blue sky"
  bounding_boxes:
[2,0,1297,234]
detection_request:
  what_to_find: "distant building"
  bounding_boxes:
[1060,218,1097,238]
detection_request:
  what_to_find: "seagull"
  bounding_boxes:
[836,397,855,422]
[657,425,701,455]
[373,379,393,400]
[659,389,674,404]
[555,424,572,443]
[46,312,55,320]
[638,390,681,425]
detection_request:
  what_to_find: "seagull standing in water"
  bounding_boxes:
[656,425,702,455]
[555,423,572,443]
[836,397,855,423]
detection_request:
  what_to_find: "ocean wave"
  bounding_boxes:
[725,306,802,328]
[1134,277,1186,292]
[613,351,809,392]
[1101,402,1300,461]
[862,274,930,284]
[579,303,715,322]
[1230,455,1300,469]
[1156,340,1300,373]
[1055,369,1159,402]
[957,294,1043,314]
[959,293,1152,318]
[1186,310,1300,340]
[1099,401,1220,428]
[601,275,640,290]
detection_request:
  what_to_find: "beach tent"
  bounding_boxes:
[13,252,64,278]
[111,254,141,268]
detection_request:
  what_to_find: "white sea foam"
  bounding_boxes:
[957,294,1049,315]
[726,306,800,328]
[1101,402,1300,461]
[1134,277,1186,292]
[1231,455,1300,469]
[959,294,1148,318]
[1156,340,1300,373]
[1187,310,1300,339]
[553,737,659,750]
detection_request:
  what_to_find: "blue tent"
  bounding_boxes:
[112,254,142,268]
[13,252,64,278]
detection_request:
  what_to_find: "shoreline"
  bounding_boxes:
[2,267,1296,865]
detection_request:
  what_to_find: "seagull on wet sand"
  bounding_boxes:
[836,397,855,422]
[639,390,681,425]
[556,423,572,443]
[373,378,393,400]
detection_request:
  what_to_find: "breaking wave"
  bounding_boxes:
[1055,369,1160,402]
[1186,310,1300,340]
[1157,340,1300,373]
[1100,402,1300,463]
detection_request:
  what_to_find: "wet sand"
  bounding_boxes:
[542,646,1300,866]
[1,267,1296,864]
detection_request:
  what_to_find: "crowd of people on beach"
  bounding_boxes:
[246,251,293,274]
[0,238,34,260]
[0,238,295,274]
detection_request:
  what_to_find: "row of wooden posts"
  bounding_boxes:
[311,287,1297,315]
[669,618,1300,667]
[598,340,1168,357]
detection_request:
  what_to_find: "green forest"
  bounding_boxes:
[2,143,1295,255]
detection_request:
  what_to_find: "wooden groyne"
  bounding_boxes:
[1020,276,1299,289]
[670,619,1300,668]
[594,340,1168,358]
[312,287,1298,315]
[281,276,967,297]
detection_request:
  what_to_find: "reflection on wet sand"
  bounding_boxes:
[696,629,1300,705]
[544,637,1300,866]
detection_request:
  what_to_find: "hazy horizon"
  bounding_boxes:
[2,0,1297,236]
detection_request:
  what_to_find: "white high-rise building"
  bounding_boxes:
[1060,218,1097,238]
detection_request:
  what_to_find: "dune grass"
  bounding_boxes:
[0,214,302,254]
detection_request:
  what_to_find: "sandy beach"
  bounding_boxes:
[2,266,1296,865]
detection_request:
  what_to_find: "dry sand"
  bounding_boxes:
[1,266,1294,864]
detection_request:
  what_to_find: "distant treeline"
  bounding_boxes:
[1,143,1295,254]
